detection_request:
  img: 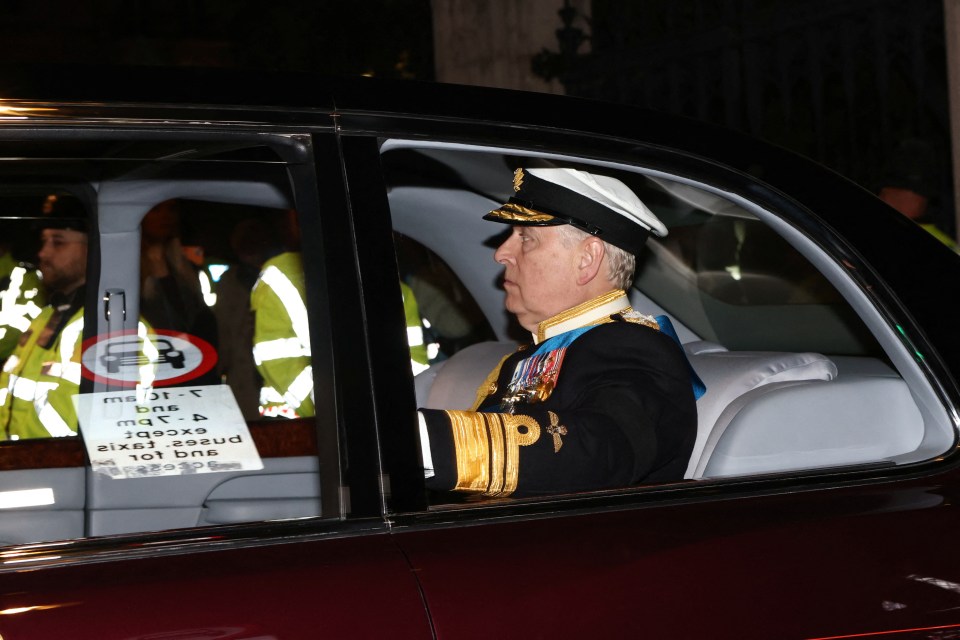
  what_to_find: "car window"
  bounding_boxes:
[381,140,956,505]
[394,232,496,367]
[0,136,337,545]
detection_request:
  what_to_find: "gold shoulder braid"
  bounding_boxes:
[618,307,660,330]
[445,410,540,496]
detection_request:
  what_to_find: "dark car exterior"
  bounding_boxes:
[0,65,957,639]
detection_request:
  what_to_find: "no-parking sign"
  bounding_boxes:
[81,329,217,388]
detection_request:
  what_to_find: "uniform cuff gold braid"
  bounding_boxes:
[446,410,541,496]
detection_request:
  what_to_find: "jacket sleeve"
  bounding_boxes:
[420,324,697,497]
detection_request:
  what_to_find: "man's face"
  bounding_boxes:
[494,225,583,332]
[38,228,88,295]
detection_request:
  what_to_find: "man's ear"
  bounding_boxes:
[576,236,605,285]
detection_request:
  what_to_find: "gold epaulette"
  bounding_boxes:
[617,307,660,330]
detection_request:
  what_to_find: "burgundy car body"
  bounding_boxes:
[0,66,956,640]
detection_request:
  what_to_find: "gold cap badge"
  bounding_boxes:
[513,168,525,193]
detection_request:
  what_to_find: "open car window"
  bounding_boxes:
[0,135,338,545]
[381,140,956,504]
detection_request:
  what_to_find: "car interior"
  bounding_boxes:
[0,136,324,544]
[381,140,955,486]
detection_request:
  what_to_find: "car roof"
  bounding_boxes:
[1,63,958,366]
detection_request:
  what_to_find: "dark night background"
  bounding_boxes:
[0,0,952,235]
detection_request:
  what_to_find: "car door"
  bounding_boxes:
[336,85,960,640]
[0,101,432,638]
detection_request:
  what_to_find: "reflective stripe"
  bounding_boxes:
[252,337,310,365]
[138,321,157,390]
[6,314,31,332]
[284,365,313,407]
[260,368,313,411]
[3,267,25,303]
[199,270,217,307]
[0,265,43,332]
[62,361,81,386]
[260,265,310,349]
[0,388,7,405]
[10,374,37,401]
[407,326,424,347]
[260,385,286,405]
[411,360,430,375]
[36,399,74,437]
[59,317,84,364]
[3,355,18,373]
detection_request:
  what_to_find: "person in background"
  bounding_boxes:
[218,217,281,421]
[402,281,430,375]
[878,138,958,252]
[0,238,44,362]
[251,210,431,419]
[251,209,312,419]
[0,198,87,439]
[139,199,219,387]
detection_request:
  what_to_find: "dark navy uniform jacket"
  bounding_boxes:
[420,302,697,498]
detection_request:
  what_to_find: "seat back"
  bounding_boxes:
[685,343,837,478]
[415,339,866,482]
[696,374,924,478]
[418,341,518,410]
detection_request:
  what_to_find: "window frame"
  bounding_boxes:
[334,117,960,522]
[0,123,392,559]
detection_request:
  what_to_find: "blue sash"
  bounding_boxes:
[654,315,706,400]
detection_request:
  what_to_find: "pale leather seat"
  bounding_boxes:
[417,341,518,411]
[683,342,837,478]
[415,338,922,482]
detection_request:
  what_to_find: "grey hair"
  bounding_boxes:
[556,225,637,290]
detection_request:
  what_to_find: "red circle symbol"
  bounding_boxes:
[80,329,218,388]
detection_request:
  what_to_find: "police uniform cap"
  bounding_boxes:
[484,167,667,255]
[36,194,88,233]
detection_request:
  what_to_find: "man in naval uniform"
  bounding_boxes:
[418,166,698,497]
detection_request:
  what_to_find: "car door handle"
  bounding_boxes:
[103,288,126,335]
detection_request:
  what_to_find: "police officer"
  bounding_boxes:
[251,211,432,419]
[0,204,87,440]
[402,281,431,375]
[418,167,698,497]
[251,248,313,419]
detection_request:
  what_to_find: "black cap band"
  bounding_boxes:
[485,170,652,255]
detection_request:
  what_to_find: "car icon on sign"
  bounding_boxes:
[100,338,186,374]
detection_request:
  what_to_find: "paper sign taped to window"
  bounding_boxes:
[74,384,263,479]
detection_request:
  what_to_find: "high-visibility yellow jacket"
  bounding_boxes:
[0,253,44,361]
[0,306,83,440]
[920,223,960,253]
[402,281,430,374]
[251,252,314,419]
